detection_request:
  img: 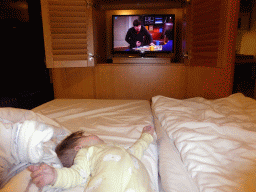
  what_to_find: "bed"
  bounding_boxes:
[152,93,256,192]
[0,99,159,192]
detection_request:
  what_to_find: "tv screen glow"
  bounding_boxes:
[112,14,175,56]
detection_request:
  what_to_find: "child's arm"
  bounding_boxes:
[28,148,92,189]
[53,148,92,189]
[128,125,154,160]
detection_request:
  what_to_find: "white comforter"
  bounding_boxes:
[152,93,256,192]
[13,120,54,164]
[0,108,69,191]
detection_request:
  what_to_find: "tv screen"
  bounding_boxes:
[112,14,175,57]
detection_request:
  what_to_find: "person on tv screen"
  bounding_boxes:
[125,19,154,50]
[162,29,173,52]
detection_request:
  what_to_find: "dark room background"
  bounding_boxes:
[0,0,53,109]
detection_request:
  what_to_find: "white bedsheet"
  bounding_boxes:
[30,99,159,192]
[152,93,256,192]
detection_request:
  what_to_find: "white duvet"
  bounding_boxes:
[0,108,69,192]
[152,93,256,192]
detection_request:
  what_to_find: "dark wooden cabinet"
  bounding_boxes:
[233,54,256,98]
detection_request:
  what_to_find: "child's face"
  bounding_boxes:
[76,135,104,150]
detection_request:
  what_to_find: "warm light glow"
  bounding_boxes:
[240,30,256,56]
[118,10,135,15]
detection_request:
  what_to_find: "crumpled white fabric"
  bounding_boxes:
[14,120,54,164]
[152,93,256,192]
[0,107,69,192]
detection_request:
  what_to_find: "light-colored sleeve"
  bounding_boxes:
[128,133,154,160]
[52,147,93,189]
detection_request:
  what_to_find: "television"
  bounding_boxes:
[112,14,175,58]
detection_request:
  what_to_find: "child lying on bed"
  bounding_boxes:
[28,125,154,192]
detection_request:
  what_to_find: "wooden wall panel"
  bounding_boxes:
[51,63,237,100]
[95,64,187,100]
[52,64,187,100]
[186,66,232,99]
[52,67,95,99]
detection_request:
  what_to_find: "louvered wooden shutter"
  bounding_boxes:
[188,0,239,67]
[41,0,94,68]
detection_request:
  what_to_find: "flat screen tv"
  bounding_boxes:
[112,14,175,58]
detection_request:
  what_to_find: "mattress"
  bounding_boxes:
[152,93,256,192]
[0,99,159,192]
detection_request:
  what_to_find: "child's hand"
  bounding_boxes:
[28,163,57,188]
[142,125,154,136]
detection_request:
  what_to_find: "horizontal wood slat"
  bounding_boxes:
[50,23,86,28]
[49,5,86,12]
[53,49,87,55]
[192,26,219,37]
[49,11,86,17]
[52,43,87,50]
[51,28,86,34]
[193,18,220,29]
[193,6,220,18]
[192,48,219,55]
[193,22,220,32]
[52,39,87,50]
[52,39,87,45]
[193,52,218,58]
[48,1,86,7]
[193,15,220,25]
[190,58,217,66]
[193,14,220,24]
[52,34,86,39]
[192,39,219,47]
[193,0,221,9]
[53,55,87,61]
[193,33,219,42]
[49,17,86,23]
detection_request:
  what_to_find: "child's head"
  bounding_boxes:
[55,131,104,167]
